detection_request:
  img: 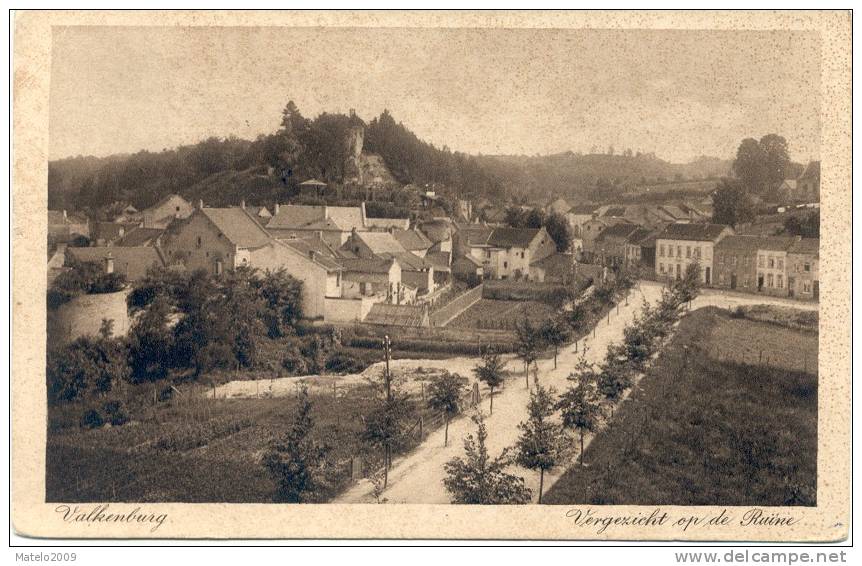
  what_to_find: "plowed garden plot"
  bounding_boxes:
[446,299,556,330]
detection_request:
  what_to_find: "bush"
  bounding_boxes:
[324,351,368,374]
[731,306,746,319]
[195,341,235,375]
[281,349,308,375]
[102,401,130,426]
[80,409,104,430]
[47,336,131,404]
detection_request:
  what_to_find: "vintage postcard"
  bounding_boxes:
[11,10,851,541]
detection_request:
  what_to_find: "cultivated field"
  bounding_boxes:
[543,306,817,506]
[446,298,557,330]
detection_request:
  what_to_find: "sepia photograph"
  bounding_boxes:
[10,9,851,542]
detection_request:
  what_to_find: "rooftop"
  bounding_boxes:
[66,246,164,281]
[364,303,428,327]
[201,207,273,249]
[656,223,731,242]
[487,227,542,248]
[393,228,433,251]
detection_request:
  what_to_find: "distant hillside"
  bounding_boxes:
[474,152,732,204]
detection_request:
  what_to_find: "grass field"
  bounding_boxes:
[543,306,817,506]
[446,299,557,330]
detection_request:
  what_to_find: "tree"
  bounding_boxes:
[515,382,564,503]
[732,135,791,195]
[443,413,532,504]
[671,260,702,304]
[426,371,469,446]
[597,343,634,413]
[783,210,820,238]
[263,387,328,503]
[127,295,174,382]
[544,212,573,252]
[515,318,541,388]
[557,380,601,466]
[254,268,304,338]
[712,178,755,227]
[473,349,506,415]
[540,317,571,369]
[47,335,130,404]
[362,381,415,487]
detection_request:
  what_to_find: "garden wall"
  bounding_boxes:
[47,289,131,345]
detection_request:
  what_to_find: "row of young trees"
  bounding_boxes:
[443,264,702,504]
[47,266,304,405]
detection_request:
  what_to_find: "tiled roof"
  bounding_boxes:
[625,227,653,245]
[393,228,433,251]
[267,205,326,230]
[326,206,365,232]
[457,225,494,246]
[657,223,731,242]
[487,227,541,248]
[425,251,451,270]
[116,227,164,247]
[146,193,190,212]
[201,208,273,249]
[379,251,432,271]
[277,234,340,259]
[419,219,453,243]
[357,231,408,255]
[788,238,819,256]
[596,223,641,241]
[602,206,627,218]
[67,246,164,281]
[277,239,342,271]
[364,303,428,327]
[715,235,770,253]
[339,257,395,274]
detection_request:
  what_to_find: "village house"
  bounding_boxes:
[545,197,572,216]
[265,203,367,247]
[786,238,819,300]
[655,223,734,284]
[483,226,556,280]
[581,215,632,254]
[418,219,454,254]
[528,253,576,284]
[115,227,165,247]
[91,221,135,245]
[713,235,763,292]
[392,228,434,258]
[593,223,644,267]
[564,204,598,237]
[623,227,656,271]
[754,237,797,297]
[140,194,194,228]
[161,204,342,319]
[778,161,821,204]
[66,246,165,282]
[340,230,435,295]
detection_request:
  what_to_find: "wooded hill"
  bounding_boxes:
[48,102,732,213]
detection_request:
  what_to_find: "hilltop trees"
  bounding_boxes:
[443,414,532,504]
[504,207,572,252]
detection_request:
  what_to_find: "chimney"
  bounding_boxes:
[274,203,280,215]
[360,201,367,225]
[104,251,114,274]
[240,199,246,209]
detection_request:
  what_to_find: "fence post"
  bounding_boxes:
[419,416,424,439]
[759,350,763,363]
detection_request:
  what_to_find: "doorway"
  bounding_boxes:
[730,273,737,290]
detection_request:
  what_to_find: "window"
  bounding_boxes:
[677,246,682,258]
[731,256,737,266]
[520,251,525,259]
[659,245,665,257]
[659,263,665,273]
[686,246,691,258]
[176,206,181,212]
[744,277,750,288]
[196,236,202,248]
[777,258,784,270]
[804,262,811,272]
[767,273,774,287]
[803,282,812,293]
[718,254,724,264]
[758,255,764,268]
[777,275,783,288]
[695,247,701,259]
[503,261,508,269]
[768,256,775,268]
[718,273,724,285]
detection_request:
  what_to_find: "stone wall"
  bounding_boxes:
[47,289,131,345]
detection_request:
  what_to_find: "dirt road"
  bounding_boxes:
[334,281,819,504]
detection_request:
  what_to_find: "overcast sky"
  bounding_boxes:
[49,26,821,163]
